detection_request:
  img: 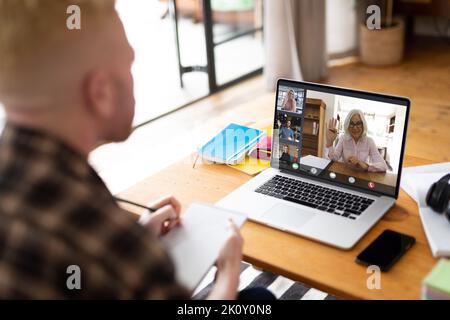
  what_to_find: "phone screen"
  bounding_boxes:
[355,229,415,271]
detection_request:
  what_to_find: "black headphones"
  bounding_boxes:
[426,173,450,223]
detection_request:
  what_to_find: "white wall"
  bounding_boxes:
[388,107,406,173]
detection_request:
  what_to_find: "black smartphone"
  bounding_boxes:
[355,229,415,271]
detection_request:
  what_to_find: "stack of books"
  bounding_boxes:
[248,135,272,161]
[422,259,450,300]
[197,123,265,166]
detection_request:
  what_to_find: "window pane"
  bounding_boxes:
[211,0,264,85]
[116,0,209,125]
[215,32,263,85]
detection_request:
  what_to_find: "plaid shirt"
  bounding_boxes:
[0,124,189,299]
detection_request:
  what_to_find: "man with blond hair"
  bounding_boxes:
[0,0,245,299]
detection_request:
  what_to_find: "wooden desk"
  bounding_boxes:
[119,154,437,300]
[327,161,398,187]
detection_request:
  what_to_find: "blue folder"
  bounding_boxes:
[198,123,265,165]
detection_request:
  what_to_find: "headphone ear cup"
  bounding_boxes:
[428,180,450,213]
[426,182,437,209]
[438,183,450,213]
[445,198,450,224]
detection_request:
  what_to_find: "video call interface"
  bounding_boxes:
[272,81,408,196]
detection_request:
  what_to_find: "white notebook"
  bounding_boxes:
[160,203,247,291]
[401,162,450,257]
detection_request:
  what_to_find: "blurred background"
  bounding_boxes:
[2,0,448,193]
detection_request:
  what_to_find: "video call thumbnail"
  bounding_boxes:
[276,85,305,114]
[275,113,303,143]
[278,141,300,164]
[272,82,408,196]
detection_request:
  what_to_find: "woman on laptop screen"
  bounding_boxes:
[326,109,388,172]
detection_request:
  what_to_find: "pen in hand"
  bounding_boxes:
[113,196,157,212]
[114,196,182,236]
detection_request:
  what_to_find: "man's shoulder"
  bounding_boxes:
[0,187,175,298]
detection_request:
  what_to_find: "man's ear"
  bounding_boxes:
[83,70,115,119]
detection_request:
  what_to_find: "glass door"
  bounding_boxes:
[172,0,264,94]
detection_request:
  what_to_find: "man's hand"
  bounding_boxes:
[139,195,182,236]
[207,220,243,300]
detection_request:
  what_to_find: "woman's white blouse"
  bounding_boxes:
[326,134,388,172]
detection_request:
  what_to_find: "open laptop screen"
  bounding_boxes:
[271,79,409,198]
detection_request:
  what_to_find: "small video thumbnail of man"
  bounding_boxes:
[274,113,303,143]
[278,142,299,164]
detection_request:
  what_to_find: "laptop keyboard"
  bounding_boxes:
[255,175,375,220]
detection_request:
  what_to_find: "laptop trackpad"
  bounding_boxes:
[261,203,315,230]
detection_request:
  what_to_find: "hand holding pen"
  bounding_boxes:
[115,195,182,236]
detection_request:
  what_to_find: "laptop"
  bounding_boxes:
[216,79,410,249]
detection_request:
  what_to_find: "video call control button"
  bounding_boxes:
[310,168,318,174]
[329,172,336,179]
[348,177,356,184]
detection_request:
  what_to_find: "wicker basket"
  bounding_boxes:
[359,19,405,66]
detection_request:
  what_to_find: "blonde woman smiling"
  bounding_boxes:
[281,89,297,112]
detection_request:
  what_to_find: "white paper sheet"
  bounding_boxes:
[300,155,331,169]
[400,163,450,257]
[160,203,247,291]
